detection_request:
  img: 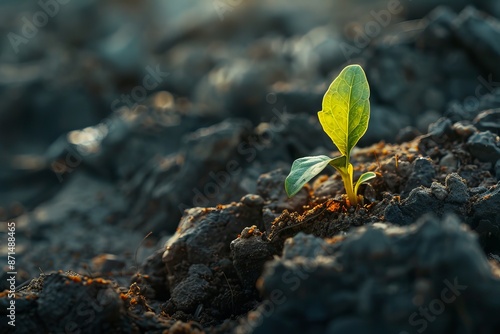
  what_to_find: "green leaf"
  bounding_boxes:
[317,64,370,159]
[285,155,333,197]
[328,155,347,170]
[354,171,376,196]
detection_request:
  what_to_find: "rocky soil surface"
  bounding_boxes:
[1,1,500,333]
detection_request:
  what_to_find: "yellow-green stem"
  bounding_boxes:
[340,170,357,206]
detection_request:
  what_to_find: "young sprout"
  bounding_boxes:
[285,64,376,207]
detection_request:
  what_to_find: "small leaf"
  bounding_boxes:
[317,64,370,159]
[285,155,333,197]
[354,171,376,196]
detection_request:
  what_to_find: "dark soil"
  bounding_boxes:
[1,1,500,333]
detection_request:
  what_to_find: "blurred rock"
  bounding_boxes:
[466,131,500,164]
[468,181,500,251]
[126,118,252,233]
[12,172,140,277]
[439,152,458,171]
[446,88,500,122]
[193,59,288,122]
[452,6,500,78]
[419,6,456,50]
[396,126,421,143]
[473,108,500,134]
[362,105,411,145]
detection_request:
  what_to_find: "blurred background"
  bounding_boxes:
[1,0,499,278]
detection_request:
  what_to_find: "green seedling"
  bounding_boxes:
[285,64,376,206]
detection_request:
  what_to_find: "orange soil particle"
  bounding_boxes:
[84,277,111,286]
[326,201,341,212]
[93,278,110,284]
[67,275,82,283]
